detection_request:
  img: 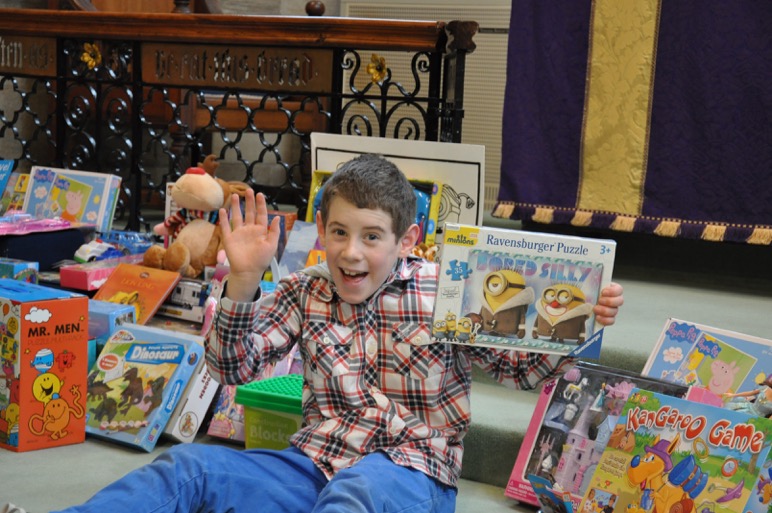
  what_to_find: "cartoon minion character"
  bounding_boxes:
[532,284,593,344]
[432,320,449,341]
[478,270,534,338]
[455,317,474,343]
[444,311,457,339]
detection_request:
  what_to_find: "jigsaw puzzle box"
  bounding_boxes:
[642,318,772,409]
[505,361,689,510]
[575,388,772,513]
[433,223,616,355]
[84,323,204,452]
[0,279,88,452]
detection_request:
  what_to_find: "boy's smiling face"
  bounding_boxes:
[317,196,419,305]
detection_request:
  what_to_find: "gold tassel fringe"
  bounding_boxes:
[701,224,726,242]
[610,215,636,232]
[746,227,772,245]
[654,220,680,238]
[492,203,515,219]
[571,210,593,227]
[532,207,554,224]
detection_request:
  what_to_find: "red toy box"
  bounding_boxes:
[0,279,89,452]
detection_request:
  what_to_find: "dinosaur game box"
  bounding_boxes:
[505,361,689,510]
[574,388,772,513]
[432,223,616,357]
[84,323,204,452]
[0,279,89,452]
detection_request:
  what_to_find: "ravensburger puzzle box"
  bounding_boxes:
[433,224,616,357]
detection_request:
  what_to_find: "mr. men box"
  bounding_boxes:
[0,279,88,452]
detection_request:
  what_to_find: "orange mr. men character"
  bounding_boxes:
[29,385,85,440]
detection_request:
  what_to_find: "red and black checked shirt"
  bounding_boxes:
[206,257,568,487]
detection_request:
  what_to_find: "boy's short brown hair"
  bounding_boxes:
[319,154,416,238]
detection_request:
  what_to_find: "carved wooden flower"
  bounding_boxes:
[81,42,102,70]
[366,53,387,83]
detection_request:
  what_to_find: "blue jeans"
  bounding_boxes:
[53,444,457,513]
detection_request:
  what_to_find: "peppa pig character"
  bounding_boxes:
[707,359,739,395]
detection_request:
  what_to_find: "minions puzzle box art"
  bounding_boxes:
[432,224,616,356]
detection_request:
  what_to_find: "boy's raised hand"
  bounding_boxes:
[219,188,281,302]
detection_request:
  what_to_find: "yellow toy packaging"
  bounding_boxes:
[0,279,88,452]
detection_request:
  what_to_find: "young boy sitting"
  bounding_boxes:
[35,154,622,513]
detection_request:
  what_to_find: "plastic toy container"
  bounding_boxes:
[235,374,304,450]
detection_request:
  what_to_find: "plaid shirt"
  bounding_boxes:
[207,257,567,487]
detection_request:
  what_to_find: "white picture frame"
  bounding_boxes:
[311,133,486,227]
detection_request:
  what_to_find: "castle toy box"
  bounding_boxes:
[433,223,616,356]
[0,279,88,452]
[505,361,689,509]
[84,323,204,452]
[574,388,772,513]
[164,345,219,444]
[642,318,772,409]
[0,257,39,283]
[23,166,121,232]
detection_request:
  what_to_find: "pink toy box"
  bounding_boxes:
[59,253,144,291]
[505,361,689,511]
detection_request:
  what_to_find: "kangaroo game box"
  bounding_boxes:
[433,224,616,356]
[85,323,204,451]
[572,388,772,513]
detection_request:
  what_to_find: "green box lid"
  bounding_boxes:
[235,374,303,416]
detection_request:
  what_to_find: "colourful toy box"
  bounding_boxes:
[87,299,136,365]
[0,257,39,284]
[235,374,303,450]
[164,349,220,444]
[59,253,144,291]
[0,279,88,452]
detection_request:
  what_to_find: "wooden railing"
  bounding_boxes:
[0,9,477,230]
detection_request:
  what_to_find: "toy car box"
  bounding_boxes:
[0,257,39,284]
[0,279,89,452]
[235,374,303,450]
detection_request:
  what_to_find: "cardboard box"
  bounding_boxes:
[0,279,89,452]
[87,299,136,356]
[164,351,220,443]
[59,253,144,291]
[0,257,39,284]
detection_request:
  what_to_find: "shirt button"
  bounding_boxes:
[323,336,333,345]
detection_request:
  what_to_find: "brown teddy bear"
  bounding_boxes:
[143,155,249,278]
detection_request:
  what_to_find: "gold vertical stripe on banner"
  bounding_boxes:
[577,0,660,214]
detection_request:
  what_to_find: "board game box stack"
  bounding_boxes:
[433,223,616,357]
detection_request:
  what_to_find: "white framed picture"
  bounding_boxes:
[311,133,486,227]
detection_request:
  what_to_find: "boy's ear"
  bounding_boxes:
[398,223,422,258]
[315,210,326,247]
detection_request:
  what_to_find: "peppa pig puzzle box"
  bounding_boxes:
[642,318,772,407]
[0,279,89,452]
